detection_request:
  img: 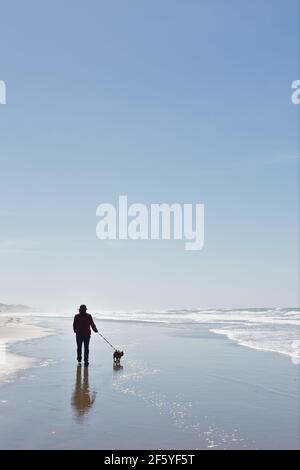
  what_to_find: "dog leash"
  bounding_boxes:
[97,332,117,351]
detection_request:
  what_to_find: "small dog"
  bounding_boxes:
[113,350,124,365]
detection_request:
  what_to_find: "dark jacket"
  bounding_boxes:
[73,313,98,337]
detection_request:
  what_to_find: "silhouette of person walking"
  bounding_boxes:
[73,304,98,367]
[71,366,96,423]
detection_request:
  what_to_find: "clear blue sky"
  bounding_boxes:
[0,0,299,311]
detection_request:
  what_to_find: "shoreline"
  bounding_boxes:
[8,307,298,363]
[1,313,298,365]
[0,316,52,384]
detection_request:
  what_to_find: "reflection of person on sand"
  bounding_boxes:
[113,364,123,372]
[71,366,96,422]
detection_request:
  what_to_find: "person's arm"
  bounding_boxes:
[90,315,98,333]
[73,315,78,333]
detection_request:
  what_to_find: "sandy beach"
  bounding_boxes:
[0,317,52,384]
[0,315,299,450]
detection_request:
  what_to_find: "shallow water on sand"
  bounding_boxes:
[0,318,299,449]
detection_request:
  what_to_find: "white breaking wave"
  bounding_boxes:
[210,326,300,361]
[94,308,300,360]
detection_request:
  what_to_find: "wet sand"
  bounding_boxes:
[0,317,299,449]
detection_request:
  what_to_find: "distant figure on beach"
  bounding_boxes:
[71,366,96,422]
[73,304,98,367]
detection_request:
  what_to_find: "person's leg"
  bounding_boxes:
[83,336,90,365]
[76,335,83,362]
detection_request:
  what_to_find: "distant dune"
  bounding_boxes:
[0,303,33,313]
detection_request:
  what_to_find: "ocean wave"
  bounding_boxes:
[210,327,300,361]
